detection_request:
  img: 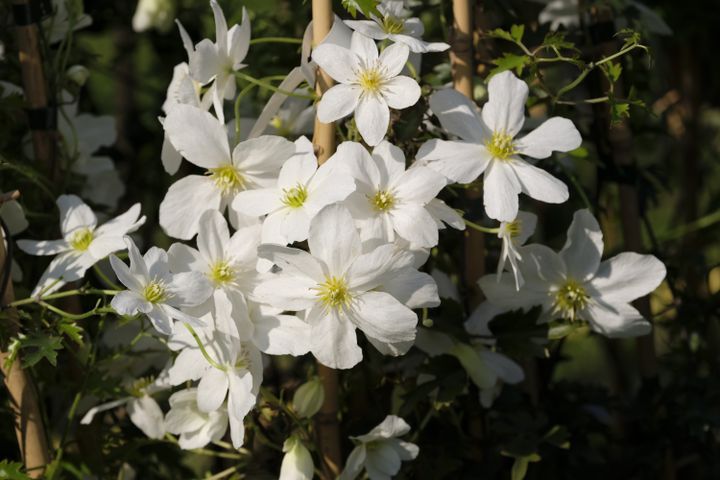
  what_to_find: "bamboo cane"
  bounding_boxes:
[13,0,56,178]
[310,1,342,478]
[450,0,485,306]
[0,191,50,478]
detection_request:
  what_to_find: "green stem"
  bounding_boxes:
[405,59,418,80]
[39,301,114,321]
[234,82,258,143]
[92,264,122,290]
[10,288,118,308]
[464,219,499,234]
[249,37,303,45]
[234,72,315,100]
[183,323,226,371]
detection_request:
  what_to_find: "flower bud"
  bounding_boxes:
[66,65,89,86]
[280,435,313,480]
[292,378,324,419]
[132,0,175,33]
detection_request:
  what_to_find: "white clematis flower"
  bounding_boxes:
[312,32,421,146]
[339,415,419,480]
[335,141,447,248]
[179,0,250,123]
[254,204,421,369]
[478,209,667,337]
[164,388,229,450]
[167,324,262,448]
[109,237,212,335]
[168,210,261,338]
[160,104,294,239]
[232,137,356,245]
[344,0,449,53]
[417,71,581,221]
[17,195,145,296]
[496,210,537,290]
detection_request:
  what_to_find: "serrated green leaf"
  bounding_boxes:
[19,334,63,368]
[603,61,622,83]
[488,28,514,42]
[491,53,530,76]
[341,0,381,18]
[510,24,525,43]
[58,320,84,345]
[0,460,30,480]
[543,31,576,51]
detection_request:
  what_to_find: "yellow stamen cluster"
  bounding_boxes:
[282,184,309,208]
[315,276,352,310]
[358,68,384,94]
[210,261,235,285]
[382,16,405,34]
[553,279,589,321]
[143,281,167,304]
[208,165,245,194]
[485,131,517,160]
[505,219,522,238]
[69,228,94,251]
[371,190,396,212]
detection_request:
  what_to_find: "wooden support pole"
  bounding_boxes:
[450,0,485,306]
[0,191,50,478]
[310,1,342,478]
[12,0,56,178]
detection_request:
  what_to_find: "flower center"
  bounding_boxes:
[485,131,517,160]
[370,190,396,212]
[382,16,405,34]
[315,276,351,310]
[270,116,291,137]
[553,279,589,321]
[209,261,235,285]
[281,183,309,208]
[69,228,94,251]
[143,281,167,304]
[358,67,384,94]
[504,219,522,238]
[207,165,245,194]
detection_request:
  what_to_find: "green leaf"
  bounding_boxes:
[510,24,525,43]
[542,31,576,51]
[19,334,63,368]
[603,61,622,83]
[490,53,530,76]
[0,460,30,480]
[488,28,514,42]
[511,457,529,480]
[58,320,84,345]
[610,100,631,124]
[342,0,381,18]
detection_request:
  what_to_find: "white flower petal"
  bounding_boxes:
[589,252,666,304]
[257,244,325,281]
[393,166,446,204]
[197,368,229,413]
[344,19,386,40]
[350,291,417,345]
[416,139,490,184]
[428,89,489,143]
[308,204,361,275]
[482,71,528,136]
[512,158,569,205]
[355,95,389,146]
[253,276,318,311]
[189,38,221,84]
[381,75,420,110]
[483,161,521,222]
[251,311,311,356]
[585,300,651,338]
[111,290,151,315]
[339,446,367,480]
[232,188,283,217]
[167,243,205,276]
[58,194,97,236]
[127,395,165,439]
[351,31,379,64]
[159,175,222,240]
[32,252,96,296]
[197,210,230,265]
[166,271,213,307]
[317,84,361,123]
[559,209,603,282]
[163,104,230,168]
[381,268,440,309]
[307,307,362,369]
[17,239,69,256]
[311,44,359,84]
[110,253,143,291]
[228,8,250,65]
[515,117,582,159]
[390,205,438,248]
[378,42,409,77]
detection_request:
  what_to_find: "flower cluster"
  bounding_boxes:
[13,0,668,477]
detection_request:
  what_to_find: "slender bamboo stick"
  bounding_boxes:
[0,192,50,478]
[13,0,56,178]
[450,0,485,306]
[310,1,342,478]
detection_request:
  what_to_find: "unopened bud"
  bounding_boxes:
[292,378,324,419]
[66,65,89,86]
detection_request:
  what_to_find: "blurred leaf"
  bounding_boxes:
[58,319,84,345]
[491,53,530,76]
[0,460,30,480]
[19,333,63,368]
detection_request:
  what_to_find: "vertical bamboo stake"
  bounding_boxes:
[13,0,56,177]
[450,0,485,305]
[310,1,342,478]
[0,191,50,478]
